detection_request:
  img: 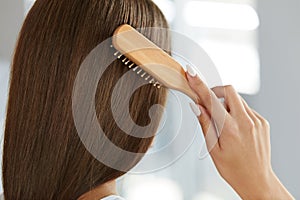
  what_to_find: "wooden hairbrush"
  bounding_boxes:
[111,24,198,102]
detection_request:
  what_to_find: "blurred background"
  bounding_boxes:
[0,0,299,199]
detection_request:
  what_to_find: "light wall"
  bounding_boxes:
[244,0,300,197]
[0,0,23,61]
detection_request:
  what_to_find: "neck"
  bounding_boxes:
[78,180,117,200]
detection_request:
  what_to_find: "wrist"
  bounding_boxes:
[240,170,276,200]
[240,170,294,200]
[268,172,294,200]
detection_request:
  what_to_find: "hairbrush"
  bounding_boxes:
[111,24,198,102]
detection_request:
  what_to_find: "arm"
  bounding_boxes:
[186,66,294,200]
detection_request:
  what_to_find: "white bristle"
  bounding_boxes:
[149,79,155,84]
[137,69,143,74]
[112,45,162,89]
[154,81,159,86]
[129,63,135,68]
[141,72,147,77]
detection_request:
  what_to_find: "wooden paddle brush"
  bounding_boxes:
[111,24,198,102]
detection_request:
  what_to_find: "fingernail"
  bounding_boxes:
[186,65,197,77]
[189,102,201,117]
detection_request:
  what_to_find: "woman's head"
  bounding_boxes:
[3,0,170,199]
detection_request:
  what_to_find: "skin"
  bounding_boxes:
[186,69,294,200]
[80,71,295,200]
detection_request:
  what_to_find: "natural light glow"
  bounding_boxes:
[184,1,260,31]
[193,192,223,200]
[122,175,183,200]
[0,60,10,142]
[24,0,36,14]
[152,0,176,23]
[199,40,260,94]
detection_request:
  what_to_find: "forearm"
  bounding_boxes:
[237,172,294,200]
[269,174,294,200]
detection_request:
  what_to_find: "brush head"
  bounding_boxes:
[110,45,162,88]
[112,24,198,102]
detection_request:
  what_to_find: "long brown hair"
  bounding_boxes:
[2,0,170,199]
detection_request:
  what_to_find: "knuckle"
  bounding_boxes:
[254,118,262,126]
[262,119,270,129]
[191,81,203,93]
[194,79,206,89]
[203,91,213,105]
[224,85,235,92]
[243,117,256,132]
[224,85,236,97]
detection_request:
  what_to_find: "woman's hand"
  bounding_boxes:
[186,66,294,200]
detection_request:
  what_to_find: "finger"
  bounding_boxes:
[189,103,221,154]
[251,108,264,121]
[186,65,215,108]
[186,65,228,130]
[251,108,270,128]
[240,97,260,126]
[212,85,248,118]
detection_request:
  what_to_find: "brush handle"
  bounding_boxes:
[113,24,199,102]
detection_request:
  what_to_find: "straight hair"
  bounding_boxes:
[2,0,170,199]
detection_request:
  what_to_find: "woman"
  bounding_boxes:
[2,0,294,199]
[3,0,169,199]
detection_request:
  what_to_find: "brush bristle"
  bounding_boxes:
[110,45,162,89]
